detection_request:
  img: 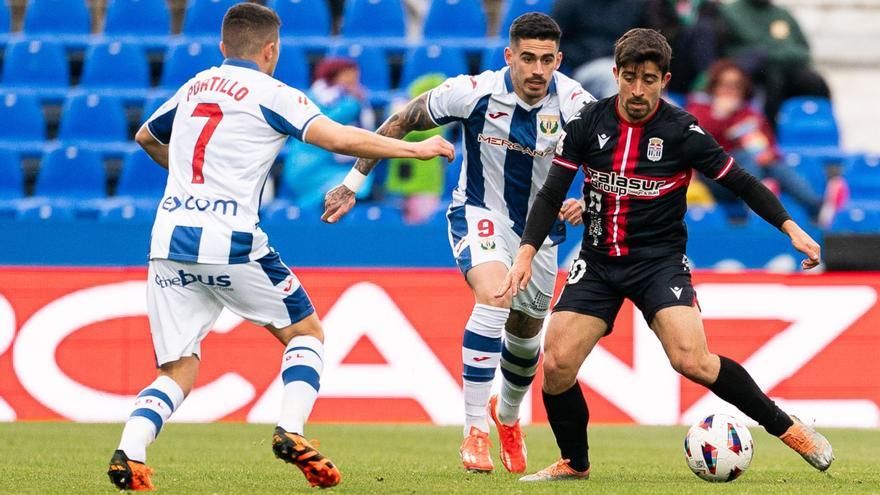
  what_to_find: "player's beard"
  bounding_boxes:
[625,98,652,120]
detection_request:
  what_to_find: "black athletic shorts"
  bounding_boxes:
[553,253,699,334]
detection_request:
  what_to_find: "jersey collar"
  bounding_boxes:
[222,58,260,71]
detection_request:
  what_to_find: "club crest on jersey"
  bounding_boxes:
[647,137,664,162]
[480,237,496,251]
[538,115,560,135]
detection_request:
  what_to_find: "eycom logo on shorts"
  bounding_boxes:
[155,271,231,288]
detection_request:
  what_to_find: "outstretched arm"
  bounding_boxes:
[322,93,440,223]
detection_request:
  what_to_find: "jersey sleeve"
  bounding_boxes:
[144,87,185,145]
[559,85,596,124]
[261,86,324,143]
[683,121,735,181]
[426,74,479,125]
[552,105,591,172]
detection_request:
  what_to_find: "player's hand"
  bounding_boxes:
[783,220,821,270]
[413,135,456,162]
[559,198,585,226]
[321,184,356,224]
[495,247,536,299]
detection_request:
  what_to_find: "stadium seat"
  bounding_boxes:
[400,45,468,88]
[274,42,309,89]
[498,0,553,37]
[80,41,150,95]
[346,203,404,224]
[58,94,129,143]
[341,0,406,39]
[831,202,880,233]
[423,0,487,40]
[481,44,506,72]
[1,39,70,96]
[182,0,239,38]
[685,206,727,229]
[270,0,331,37]
[160,42,223,89]
[0,150,23,199]
[0,93,46,142]
[117,149,167,200]
[0,1,10,46]
[23,0,91,47]
[330,44,391,92]
[104,0,171,38]
[776,97,839,148]
[19,146,106,220]
[846,153,880,200]
[259,198,321,223]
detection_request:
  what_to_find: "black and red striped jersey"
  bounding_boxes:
[554,96,734,260]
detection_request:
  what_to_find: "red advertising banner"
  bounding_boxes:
[0,267,878,427]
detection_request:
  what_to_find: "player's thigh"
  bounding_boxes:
[147,259,225,367]
[449,205,514,306]
[510,244,557,323]
[266,311,323,346]
[650,305,717,384]
[542,310,607,394]
[212,251,318,341]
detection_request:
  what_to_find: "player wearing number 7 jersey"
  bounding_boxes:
[322,13,593,474]
[105,3,454,491]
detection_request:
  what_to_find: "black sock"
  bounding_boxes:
[543,383,590,472]
[708,355,793,436]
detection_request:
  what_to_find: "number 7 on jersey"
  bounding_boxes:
[190,103,224,184]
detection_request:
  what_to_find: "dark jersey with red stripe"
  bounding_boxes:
[554,96,733,260]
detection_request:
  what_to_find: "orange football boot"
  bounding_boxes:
[272,427,342,488]
[519,459,590,482]
[459,426,494,473]
[107,449,155,491]
[779,415,834,471]
[488,394,527,473]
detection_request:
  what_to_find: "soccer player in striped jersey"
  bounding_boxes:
[106,3,454,491]
[322,13,593,474]
[498,28,833,482]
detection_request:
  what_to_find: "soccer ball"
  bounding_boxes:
[684,413,754,482]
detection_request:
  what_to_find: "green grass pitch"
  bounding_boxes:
[1,422,878,493]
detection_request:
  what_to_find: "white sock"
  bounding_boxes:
[277,335,324,435]
[499,331,541,425]
[462,304,508,435]
[118,375,184,463]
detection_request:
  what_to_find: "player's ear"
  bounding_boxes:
[219,41,227,59]
[555,51,563,71]
[503,46,513,66]
[662,72,672,89]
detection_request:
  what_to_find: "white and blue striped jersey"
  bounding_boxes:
[428,68,594,244]
[145,59,323,264]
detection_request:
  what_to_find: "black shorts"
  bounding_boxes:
[553,253,699,334]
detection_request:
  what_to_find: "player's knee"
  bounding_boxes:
[670,352,714,384]
[505,311,543,338]
[475,289,512,308]
[542,352,578,394]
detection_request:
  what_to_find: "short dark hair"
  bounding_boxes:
[614,28,672,75]
[222,2,281,58]
[509,12,562,46]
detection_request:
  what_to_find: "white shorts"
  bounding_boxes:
[146,250,314,366]
[447,204,558,319]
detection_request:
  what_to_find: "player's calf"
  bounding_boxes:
[107,449,155,491]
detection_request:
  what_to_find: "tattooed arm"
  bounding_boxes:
[321,92,439,223]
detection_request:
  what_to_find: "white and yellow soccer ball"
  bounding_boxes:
[684,413,754,482]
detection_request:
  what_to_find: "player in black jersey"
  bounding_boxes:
[496,28,834,482]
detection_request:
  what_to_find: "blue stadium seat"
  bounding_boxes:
[481,44,506,72]
[346,203,404,224]
[330,44,391,92]
[686,206,727,229]
[182,0,239,38]
[80,41,150,96]
[776,97,839,148]
[35,146,105,199]
[1,39,70,97]
[846,153,880,200]
[0,1,10,46]
[400,44,468,88]
[104,0,171,38]
[58,94,129,143]
[259,198,321,223]
[270,0,331,37]
[498,0,553,37]
[0,150,22,199]
[423,0,487,40]
[341,0,406,38]
[781,152,827,194]
[0,93,46,142]
[274,42,309,89]
[831,202,880,233]
[23,0,91,47]
[160,42,223,89]
[117,149,167,200]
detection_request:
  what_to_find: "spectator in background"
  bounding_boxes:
[644,0,721,95]
[280,57,375,208]
[552,0,645,98]
[385,73,448,224]
[687,60,844,226]
[718,0,830,128]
